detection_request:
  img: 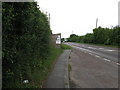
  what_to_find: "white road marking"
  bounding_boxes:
[69,44,117,52]
[104,58,111,62]
[99,48,104,49]
[116,63,120,65]
[95,55,100,58]
[88,47,92,48]
[98,48,116,52]
[105,50,116,52]
[66,44,118,65]
[87,46,116,52]
[88,47,96,49]
[89,53,93,55]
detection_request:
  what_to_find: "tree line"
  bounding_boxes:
[2,2,52,88]
[67,26,120,47]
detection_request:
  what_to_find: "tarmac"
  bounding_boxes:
[68,44,118,88]
[44,50,71,88]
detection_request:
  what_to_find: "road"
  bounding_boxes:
[65,42,119,88]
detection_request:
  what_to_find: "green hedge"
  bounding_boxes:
[2,2,51,88]
[67,26,120,47]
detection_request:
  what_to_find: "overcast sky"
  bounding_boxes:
[36,0,119,38]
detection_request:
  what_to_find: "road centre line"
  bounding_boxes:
[105,50,116,52]
[116,63,120,65]
[99,48,104,49]
[68,44,116,52]
[89,53,93,55]
[103,58,111,62]
[87,47,116,52]
[68,43,117,52]
[95,55,100,58]
[98,48,116,52]
[67,43,120,66]
[88,47,96,49]
[71,45,104,59]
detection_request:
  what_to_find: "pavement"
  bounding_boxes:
[66,42,118,88]
[44,50,71,88]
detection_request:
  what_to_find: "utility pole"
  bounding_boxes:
[96,18,98,28]
[118,1,120,26]
[72,30,73,34]
[49,13,50,26]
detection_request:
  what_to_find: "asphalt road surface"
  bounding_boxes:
[65,42,119,88]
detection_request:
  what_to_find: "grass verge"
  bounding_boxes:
[61,44,72,49]
[18,47,63,88]
[68,64,72,73]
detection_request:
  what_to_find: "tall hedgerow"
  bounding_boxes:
[2,2,51,88]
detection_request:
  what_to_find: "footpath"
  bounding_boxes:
[44,50,71,88]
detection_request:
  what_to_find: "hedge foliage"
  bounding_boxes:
[2,2,52,88]
[68,26,120,47]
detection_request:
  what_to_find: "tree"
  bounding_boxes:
[68,34,79,42]
[83,33,93,43]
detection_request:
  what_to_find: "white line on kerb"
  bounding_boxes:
[103,58,111,62]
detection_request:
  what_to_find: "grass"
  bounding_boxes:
[68,63,72,81]
[17,47,63,88]
[68,64,72,73]
[31,47,63,88]
[61,44,72,49]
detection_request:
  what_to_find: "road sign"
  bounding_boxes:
[56,35,61,44]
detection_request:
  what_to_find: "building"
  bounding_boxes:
[51,33,61,48]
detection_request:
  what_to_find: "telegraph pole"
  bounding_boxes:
[49,13,50,26]
[96,18,98,28]
[118,1,120,27]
